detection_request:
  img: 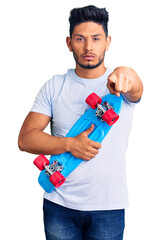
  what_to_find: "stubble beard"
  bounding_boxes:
[73,51,105,70]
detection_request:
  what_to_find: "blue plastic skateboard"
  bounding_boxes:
[34,93,123,193]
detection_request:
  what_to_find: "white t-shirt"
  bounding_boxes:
[31,68,137,211]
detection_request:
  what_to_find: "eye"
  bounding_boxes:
[76,37,84,42]
[93,37,100,41]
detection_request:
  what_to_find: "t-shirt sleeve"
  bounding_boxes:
[122,94,141,107]
[31,79,54,117]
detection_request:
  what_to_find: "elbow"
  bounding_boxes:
[18,143,24,152]
[18,136,25,152]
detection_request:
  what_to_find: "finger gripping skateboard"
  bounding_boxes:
[33,93,123,193]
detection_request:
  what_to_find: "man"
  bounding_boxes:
[18,5,143,240]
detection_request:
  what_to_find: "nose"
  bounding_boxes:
[83,38,93,51]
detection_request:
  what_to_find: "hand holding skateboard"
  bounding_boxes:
[68,124,101,161]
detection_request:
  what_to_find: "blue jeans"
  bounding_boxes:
[43,199,125,240]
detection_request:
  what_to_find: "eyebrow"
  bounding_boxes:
[73,34,102,38]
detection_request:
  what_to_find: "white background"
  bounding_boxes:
[1,0,161,239]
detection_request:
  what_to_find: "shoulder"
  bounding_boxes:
[41,70,70,99]
[44,71,68,90]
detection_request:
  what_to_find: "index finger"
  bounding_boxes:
[90,140,101,149]
[108,71,117,84]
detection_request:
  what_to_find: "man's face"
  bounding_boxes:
[66,21,111,70]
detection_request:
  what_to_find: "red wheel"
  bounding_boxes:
[102,109,119,126]
[86,93,102,109]
[49,172,66,188]
[33,154,50,171]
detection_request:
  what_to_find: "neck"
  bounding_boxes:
[75,63,106,79]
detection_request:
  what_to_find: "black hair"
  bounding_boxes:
[69,5,109,37]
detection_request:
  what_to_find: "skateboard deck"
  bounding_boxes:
[34,93,123,193]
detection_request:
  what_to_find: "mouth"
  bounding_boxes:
[82,54,95,61]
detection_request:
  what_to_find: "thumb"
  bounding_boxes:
[84,124,95,136]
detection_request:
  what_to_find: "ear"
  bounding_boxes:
[66,37,73,52]
[105,36,111,51]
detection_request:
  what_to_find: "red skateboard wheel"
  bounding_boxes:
[86,93,102,109]
[33,154,50,171]
[49,172,66,188]
[102,109,119,126]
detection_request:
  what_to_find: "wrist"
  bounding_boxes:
[64,137,73,152]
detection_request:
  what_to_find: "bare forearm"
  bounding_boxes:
[124,68,143,102]
[18,112,101,160]
[18,128,69,155]
[18,124,101,160]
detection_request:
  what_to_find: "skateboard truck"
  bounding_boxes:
[96,101,114,120]
[86,93,119,126]
[34,155,66,188]
[45,160,63,177]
